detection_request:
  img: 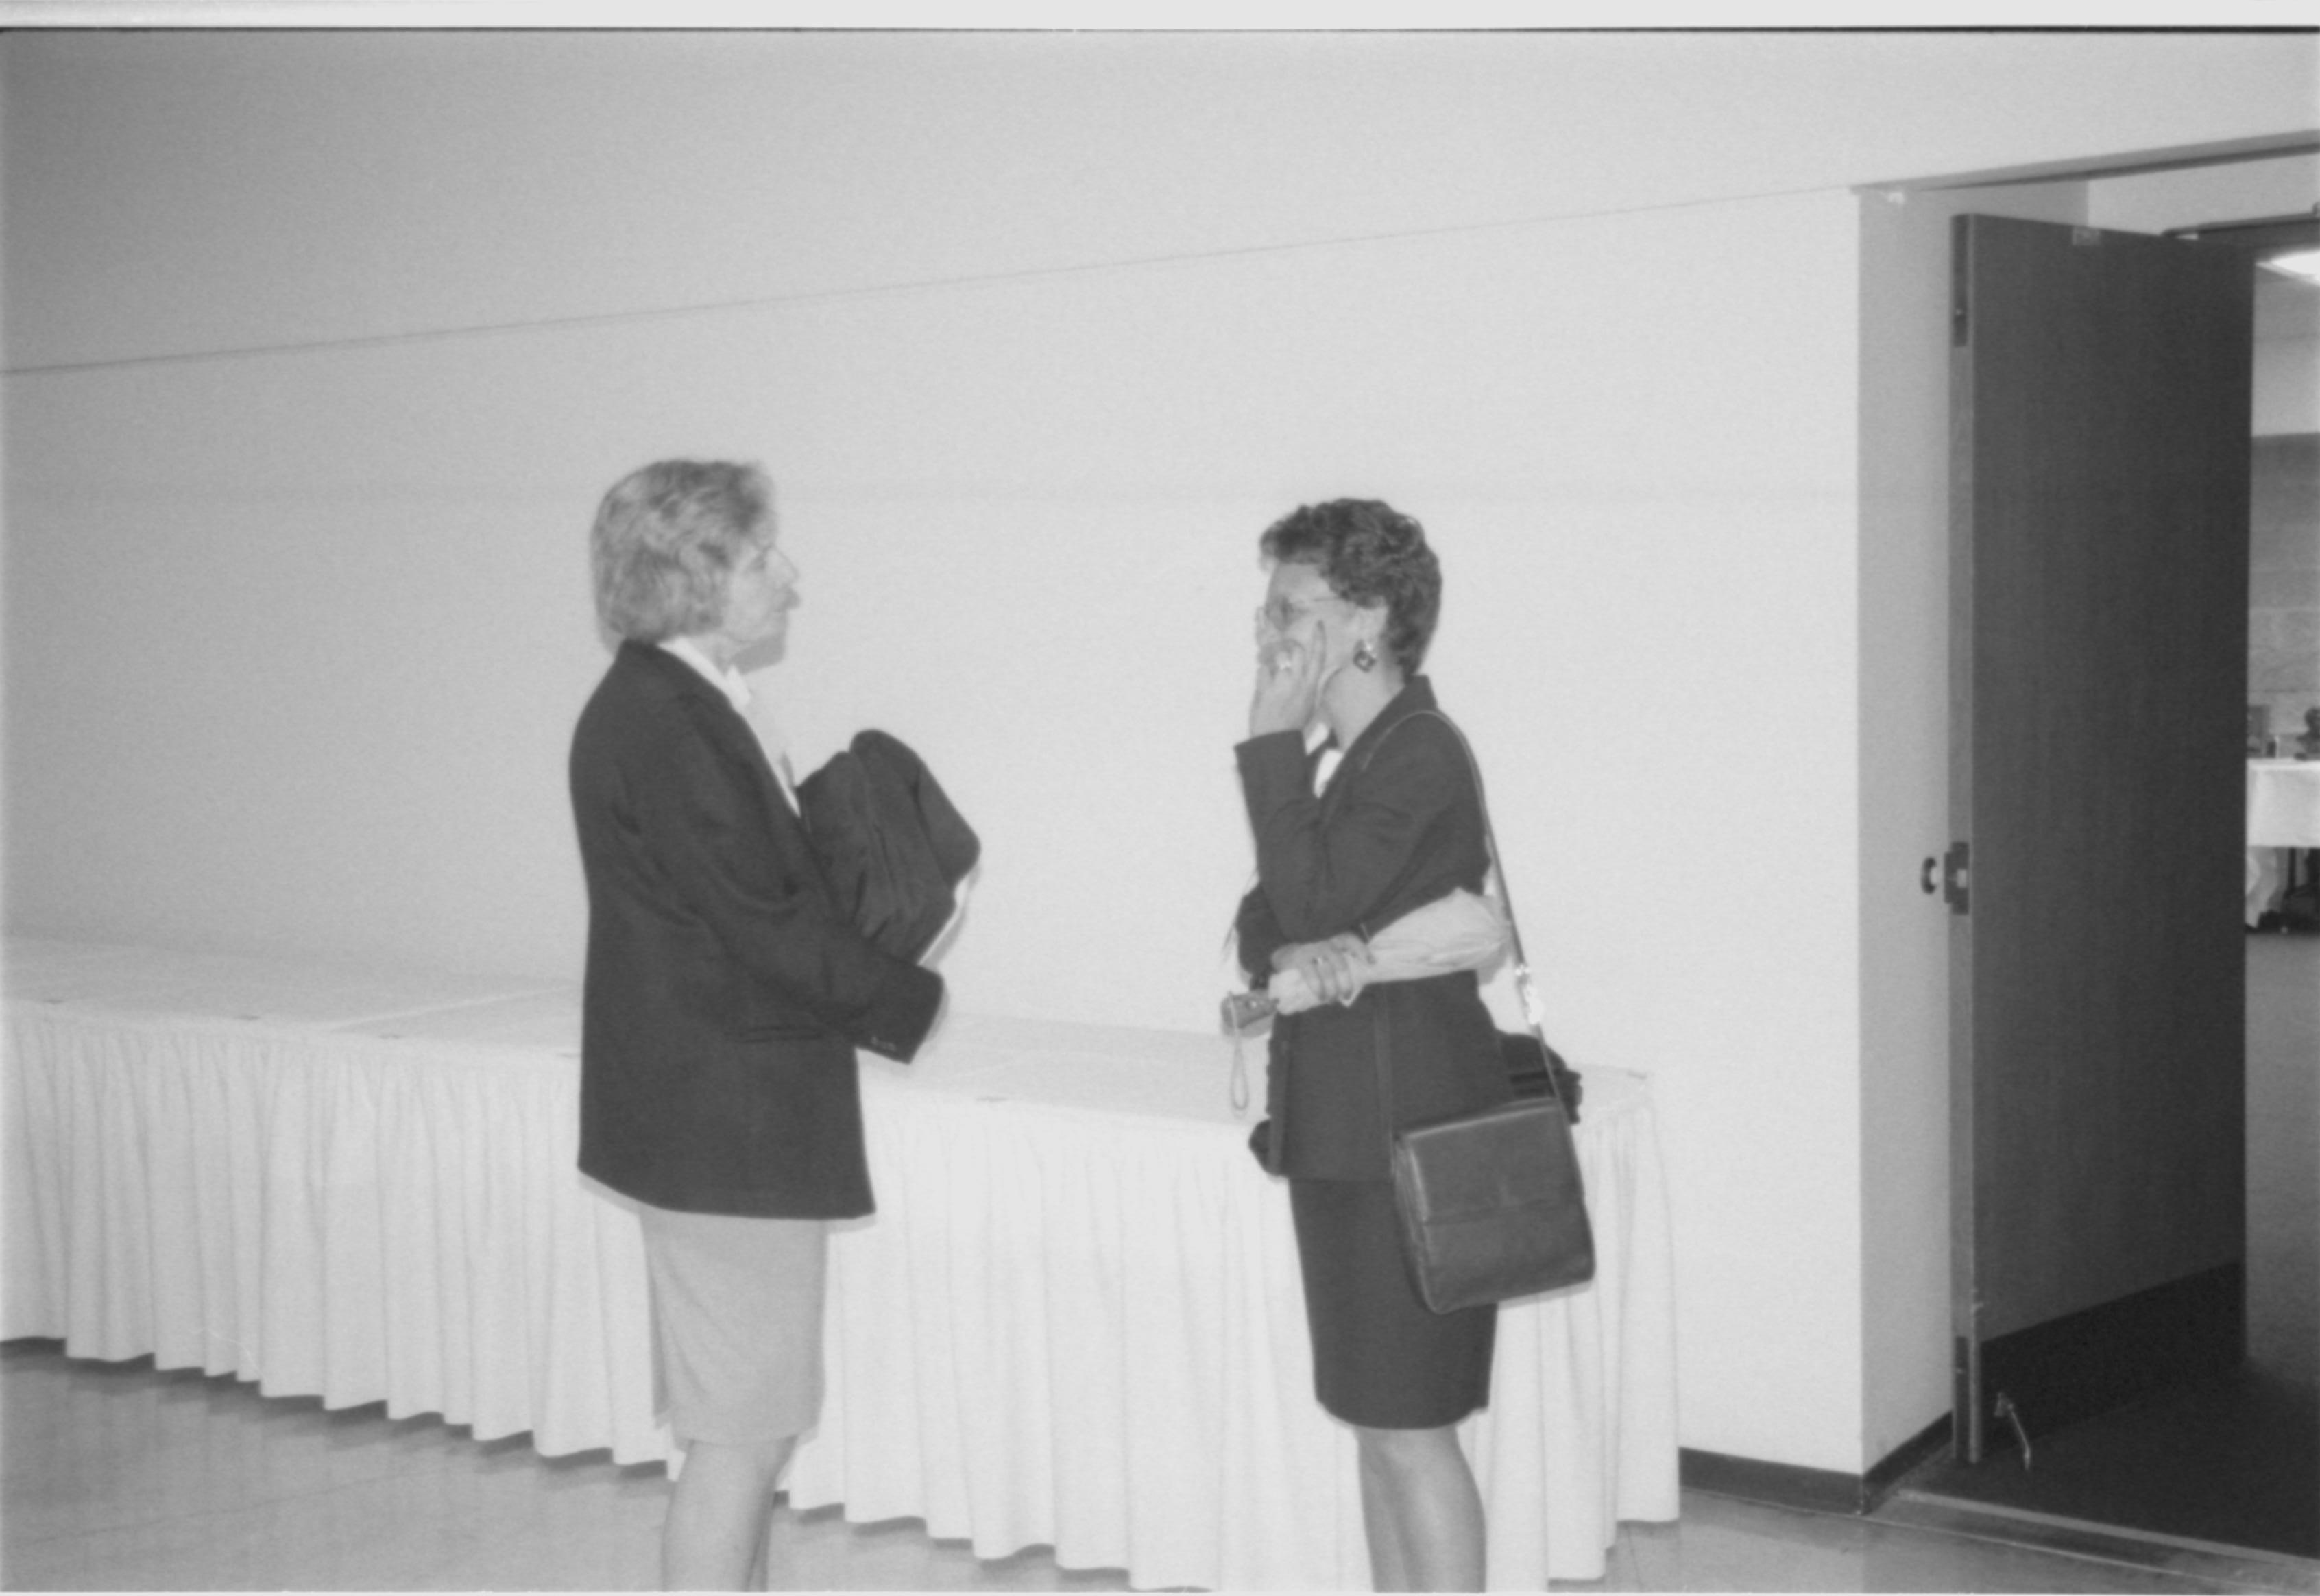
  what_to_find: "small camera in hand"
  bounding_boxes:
[1220,990,1277,1036]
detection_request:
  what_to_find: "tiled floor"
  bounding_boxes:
[5,1340,2315,1593]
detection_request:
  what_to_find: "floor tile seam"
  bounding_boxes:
[1897,1486,2320,1568]
[1892,1530,2266,1596]
[0,1447,497,1550]
[1878,1495,2320,1594]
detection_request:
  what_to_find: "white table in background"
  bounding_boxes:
[2245,759,2320,925]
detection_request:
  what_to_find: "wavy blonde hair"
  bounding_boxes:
[590,460,773,643]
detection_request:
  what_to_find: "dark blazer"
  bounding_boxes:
[1234,677,1509,1180]
[570,641,943,1220]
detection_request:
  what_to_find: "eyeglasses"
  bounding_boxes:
[1255,594,1346,633]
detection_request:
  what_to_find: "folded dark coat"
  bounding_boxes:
[799,730,981,963]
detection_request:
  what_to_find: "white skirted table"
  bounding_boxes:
[2246,759,2320,926]
[3,939,1678,1590]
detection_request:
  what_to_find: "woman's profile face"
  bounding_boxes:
[710,532,800,661]
[1259,559,1378,678]
[1257,561,1343,649]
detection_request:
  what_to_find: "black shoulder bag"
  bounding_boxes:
[1378,712,1596,1314]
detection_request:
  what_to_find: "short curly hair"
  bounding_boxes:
[1259,498,1442,673]
[590,460,773,644]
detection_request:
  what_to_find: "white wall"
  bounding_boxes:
[2252,296,2320,439]
[5,29,2313,1477]
[9,32,2311,378]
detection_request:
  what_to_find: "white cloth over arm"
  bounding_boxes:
[1268,886,1510,1014]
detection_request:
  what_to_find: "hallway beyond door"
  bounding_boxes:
[1900,930,2319,1562]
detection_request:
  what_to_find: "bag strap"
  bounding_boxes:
[1359,708,1569,1146]
[1403,710,1548,1041]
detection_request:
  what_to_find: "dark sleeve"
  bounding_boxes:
[638,700,943,1061]
[1235,718,1473,945]
[1233,882,1288,984]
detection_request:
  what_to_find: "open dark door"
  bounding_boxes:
[1949,215,2253,1464]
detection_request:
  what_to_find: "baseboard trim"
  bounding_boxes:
[1682,1414,1953,1516]
[1866,1413,1955,1503]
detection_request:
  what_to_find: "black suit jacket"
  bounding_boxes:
[1235,677,1509,1180]
[570,641,943,1219]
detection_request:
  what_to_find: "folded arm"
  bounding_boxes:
[636,702,943,1060]
[1266,886,1508,1014]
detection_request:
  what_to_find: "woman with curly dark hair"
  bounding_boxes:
[1233,498,1507,1590]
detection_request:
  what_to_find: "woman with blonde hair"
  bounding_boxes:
[570,459,943,1588]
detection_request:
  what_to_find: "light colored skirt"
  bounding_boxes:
[638,1205,828,1447]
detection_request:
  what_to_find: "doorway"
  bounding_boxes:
[1889,171,2319,1565]
[1906,939,2316,1562]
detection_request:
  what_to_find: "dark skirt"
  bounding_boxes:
[1288,1176,1496,1429]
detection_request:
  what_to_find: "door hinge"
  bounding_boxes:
[1942,841,1970,915]
[1951,224,1970,348]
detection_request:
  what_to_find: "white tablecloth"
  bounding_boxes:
[2245,760,2320,924]
[3,939,1678,1589]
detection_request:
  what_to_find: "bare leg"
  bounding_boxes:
[1359,1446,1416,1591]
[662,1434,796,1591]
[1355,1424,1485,1592]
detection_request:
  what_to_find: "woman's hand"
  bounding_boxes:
[1271,931,1371,1008]
[1250,619,1329,739]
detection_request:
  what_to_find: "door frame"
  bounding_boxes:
[1852,134,2319,1482]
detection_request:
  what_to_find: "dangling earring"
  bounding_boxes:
[1353,640,1378,673]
